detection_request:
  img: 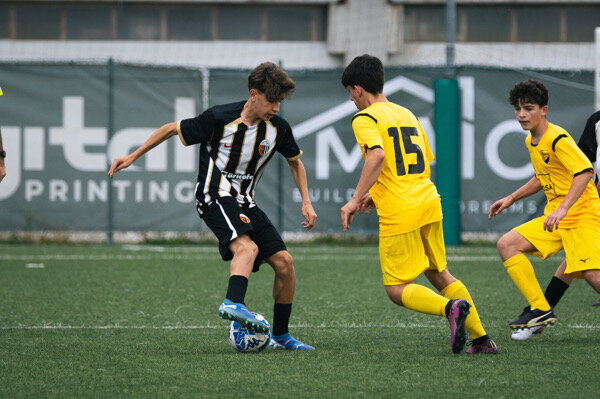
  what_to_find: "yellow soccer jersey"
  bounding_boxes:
[351,102,442,236]
[526,122,600,229]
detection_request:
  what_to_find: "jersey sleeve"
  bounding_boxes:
[554,134,594,176]
[351,113,382,150]
[277,121,303,161]
[577,112,599,162]
[177,108,214,146]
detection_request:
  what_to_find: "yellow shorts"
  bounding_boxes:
[513,216,600,278]
[379,220,447,285]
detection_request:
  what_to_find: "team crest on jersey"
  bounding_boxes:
[258,139,271,156]
[541,150,550,164]
[240,214,251,223]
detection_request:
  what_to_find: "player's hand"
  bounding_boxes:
[108,155,134,178]
[488,195,515,219]
[341,198,360,231]
[358,193,375,214]
[543,207,567,232]
[301,202,317,230]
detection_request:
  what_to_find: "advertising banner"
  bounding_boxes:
[0,63,595,234]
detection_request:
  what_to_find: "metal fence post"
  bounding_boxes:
[107,58,114,245]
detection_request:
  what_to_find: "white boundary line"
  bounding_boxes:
[1,323,598,330]
[0,254,559,262]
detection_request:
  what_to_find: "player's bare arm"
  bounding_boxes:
[489,176,542,219]
[287,158,317,230]
[108,122,178,178]
[341,147,385,231]
[543,170,594,232]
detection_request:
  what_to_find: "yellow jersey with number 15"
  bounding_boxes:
[351,101,442,236]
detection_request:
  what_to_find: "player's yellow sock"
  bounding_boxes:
[441,280,486,339]
[504,254,551,311]
[400,283,448,317]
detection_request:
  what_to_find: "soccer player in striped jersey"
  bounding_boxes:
[511,109,600,340]
[108,62,317,350]
[489,80,600,337]
[340,54,497,354]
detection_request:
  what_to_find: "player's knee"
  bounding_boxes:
[277,252,295,274]
[496,233,514,255]
[583,269,600,286]
[270,251,294,278]
[235,240,259,261]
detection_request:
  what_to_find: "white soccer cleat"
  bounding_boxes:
[511,325,544,341]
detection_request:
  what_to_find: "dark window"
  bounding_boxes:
[66,6,112,40]
[516,6,560,42]
[217,5,261,40]
[167,6,211,40]
[267,7,313,41]
[404,6,445,42]
[460,5,511,42]
[118,5,161,40]
[0,5,9,39]
[566,7,598,42]
[7,2,326,42]
[16,5,61,39]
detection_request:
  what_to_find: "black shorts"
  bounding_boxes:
[197,196,287,272]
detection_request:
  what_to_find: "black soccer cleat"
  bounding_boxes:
[447,299,471,354]
[508,306,556,330]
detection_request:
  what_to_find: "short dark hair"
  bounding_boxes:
[509,80,548,107]
[341,54,384,95]
[248,62,296,103]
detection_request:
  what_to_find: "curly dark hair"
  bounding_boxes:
[248,62,296,103]
[509,80,548,107]
[341,54,384,95]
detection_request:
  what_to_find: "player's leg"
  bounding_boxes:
[380,231,470,354]
[218,234,269,332]
[198,198,268,333]
[583,270,600,294]
[541,260,572,309]
[512,260,571,341]
[421,221,497,354]
[499,218,563,329]
[498,231,551,313]
[247,206,313,350]
[264,250,313,350]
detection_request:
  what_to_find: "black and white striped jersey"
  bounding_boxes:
[578,110,600,184]
[177,100,303,207]
[578,110,600,163]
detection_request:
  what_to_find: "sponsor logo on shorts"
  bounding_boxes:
[579,257,590,263]
[258,139,271,156]
[240,214,251,223]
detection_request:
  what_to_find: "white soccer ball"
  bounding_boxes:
[228,312,271,352]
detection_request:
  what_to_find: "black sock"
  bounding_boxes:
[545,276,570,308]
[272,303,292,337]
[225,275,248,304]
[472,335,489,346]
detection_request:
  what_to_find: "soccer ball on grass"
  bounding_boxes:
[228,312,271,352]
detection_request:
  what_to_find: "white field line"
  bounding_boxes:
[1,323,598,330]
[0,254,559,262]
